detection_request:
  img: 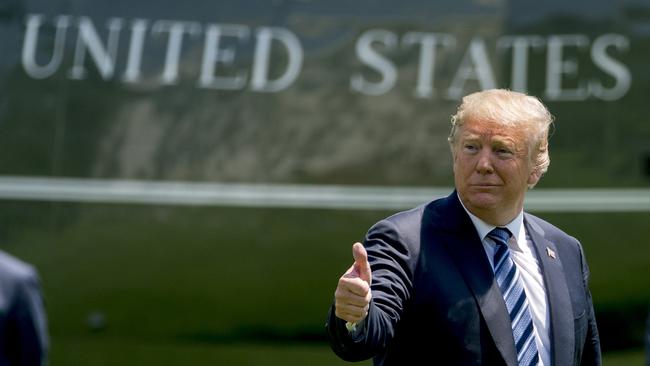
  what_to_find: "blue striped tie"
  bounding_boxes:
[488,228,539,366]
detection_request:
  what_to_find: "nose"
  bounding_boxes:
[475,149,494,175]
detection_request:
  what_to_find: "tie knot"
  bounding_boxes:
[488,227,512,245]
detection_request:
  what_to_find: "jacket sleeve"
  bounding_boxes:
[326,218,415,361]
[9,268,49,366]
[578,243,602,366]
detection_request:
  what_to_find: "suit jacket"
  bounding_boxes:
[326,192,601,365]
[0,250,48,366]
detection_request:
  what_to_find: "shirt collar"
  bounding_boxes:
[457,192,524,248]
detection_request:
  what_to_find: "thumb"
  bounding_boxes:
[352,242,372,284]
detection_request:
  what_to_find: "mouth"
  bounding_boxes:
[471,182,500,186]
[470,184,501,189]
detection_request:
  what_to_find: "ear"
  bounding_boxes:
[528,168,542,186]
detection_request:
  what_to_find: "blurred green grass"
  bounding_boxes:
[602,349,646,366]
[53,337,371,366]
[1,202,649,364]
[50,337,646,366]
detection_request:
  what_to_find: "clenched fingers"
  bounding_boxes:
[334,275,372,323]
[339,274,370,296]
[335,305,369,323]
[335,281,371,307]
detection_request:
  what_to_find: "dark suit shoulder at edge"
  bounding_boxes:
[380,194,451,228]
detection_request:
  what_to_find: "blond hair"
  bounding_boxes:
[448,89,554,188]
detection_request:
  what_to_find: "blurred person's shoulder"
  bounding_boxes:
[0,249,38,283]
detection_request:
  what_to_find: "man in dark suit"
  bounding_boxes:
[0,249,48,365]
[326,89,601,365]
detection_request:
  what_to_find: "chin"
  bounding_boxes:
[466,194,499,210]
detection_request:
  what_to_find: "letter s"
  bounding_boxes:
[350,30,398,96]
[590,34,631,101]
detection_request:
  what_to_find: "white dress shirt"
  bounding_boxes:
[459,198,551,366]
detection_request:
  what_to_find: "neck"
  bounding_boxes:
[457,195,522,227]
[470,208,516,226]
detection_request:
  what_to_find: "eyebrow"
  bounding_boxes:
[460,133,517,148]
[460,132,480,140]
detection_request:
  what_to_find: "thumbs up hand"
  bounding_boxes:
[334,243,373,324]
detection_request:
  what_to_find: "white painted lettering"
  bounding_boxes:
[545,35,589,101]
[122,19,149,83]
[402,32,455,98]
[68,17,123,80]
[251,27,303,92]
[590,34,631,101]
[198,24,250,90]
[497,36,545,93]
[152,20,201,85]
[350,30,398,96]
[22,14,71,79]
[447,38,496,100]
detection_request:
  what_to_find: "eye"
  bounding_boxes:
[463,143,478,153]
[496,148,514,157]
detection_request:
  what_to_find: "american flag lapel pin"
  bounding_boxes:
[546,247,556,259]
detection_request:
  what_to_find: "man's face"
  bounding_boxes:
[453,117,540,225]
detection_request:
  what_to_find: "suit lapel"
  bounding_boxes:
[524,215,575,366]
[439,194,518,366]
